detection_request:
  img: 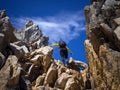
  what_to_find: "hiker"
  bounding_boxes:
[51,40,72,65]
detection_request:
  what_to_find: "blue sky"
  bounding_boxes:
[0,0,91,63]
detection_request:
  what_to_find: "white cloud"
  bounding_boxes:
[11,11,86,44]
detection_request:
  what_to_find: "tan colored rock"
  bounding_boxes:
[6,56,23,88]
[43,55,52,73]
[114,26,120,41]
[31,46,53,59]
[35,73,46,87]
[0,60,11,90]
[44,64,58,87]
[113,17,120,26]
[0,55,19,89]
[30,54,43,66]
[66,69,84,89]
[64,78,80,90]
[99,44,120,90]
[7,65,21,87]
[84,40,101,89]
[33,86,55,90]
[57,65,67,77]
[31,46,53,72]
[68,57,88,70]
[31,46,53,56]
[85,39,120,90]
[54,73,71,89]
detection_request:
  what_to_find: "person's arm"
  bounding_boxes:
[66,47,72,54]
[51,43,59,47]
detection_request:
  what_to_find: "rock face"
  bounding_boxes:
[84,0,120,89]
[15,20,49,50]
[0,10,17,56]
[0,46,85,90]
[0,9,87,90]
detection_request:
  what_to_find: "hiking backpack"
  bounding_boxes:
[59,40,66,48]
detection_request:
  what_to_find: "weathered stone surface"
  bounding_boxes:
[114,26,120,50]
[30,54,43,66]
[0,33,5,51]
[68,57,88,70]
[44,64,58,87]
[27,64,42,82]
[113,17,120,26]
[85,1,120,89]
[15,20,49,49]
[102,0,116,10]
[16,20,42,43]
[54,73,71,89]
[57,63,67,77]
[99,44,120,90]
[31,46,53,72]
[35,73,46,87]
[0,52,5,69]
[0,10,18,59]
[10,43,29,59]
[114,26,120,41]
[64,78,80,90]
[100,23,114,42]
[0,13,17,43]
[0,55,19,90]
[33,86,56,90]
[0,60,11,90]
[85,39,120,90]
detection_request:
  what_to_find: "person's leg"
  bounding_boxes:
[64,49,68,65]
[60,48,68,65]
[60,48,65,65]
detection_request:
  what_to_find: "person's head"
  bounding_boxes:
[58,40,66,47]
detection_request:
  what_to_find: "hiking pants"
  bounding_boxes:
[60,48,68,64]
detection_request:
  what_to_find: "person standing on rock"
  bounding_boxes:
[51,40,72,65]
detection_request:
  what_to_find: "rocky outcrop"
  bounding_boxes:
[84,0,120,90]
[0,9,88,90]
[0,10,17,56]
[0,10,50,69]
[0,46,86,90]
[15,20,49,50]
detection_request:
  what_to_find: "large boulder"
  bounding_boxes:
[0,10,17,43]
[9,43,29,59]
[34,73,46,87]
[54,73,71,89]
[68,57,88,70]
[64,78,80,90]
[0,55,19,90]
[44,64,58,87]
[30,46,53,72]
